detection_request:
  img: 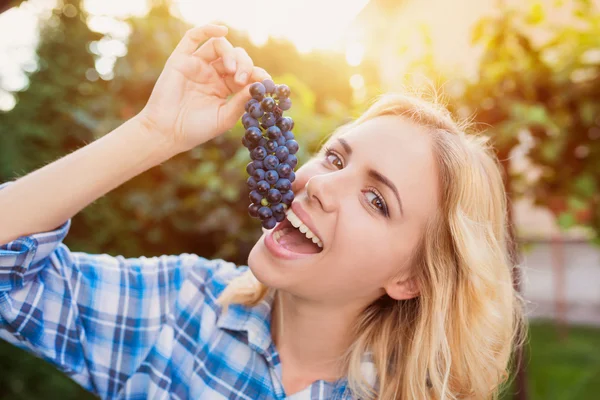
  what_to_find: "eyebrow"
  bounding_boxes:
[337,138,405,217]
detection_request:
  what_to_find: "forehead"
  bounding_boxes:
[334,115,439,215]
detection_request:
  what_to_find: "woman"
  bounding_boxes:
[0,25,524,399]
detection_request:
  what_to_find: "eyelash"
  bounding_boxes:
[323,146,390,217]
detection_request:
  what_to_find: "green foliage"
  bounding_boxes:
[0,341,97,399]
[501,321,600,399]
[454,0,600,242]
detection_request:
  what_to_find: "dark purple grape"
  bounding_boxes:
[242,137,251,149]
[267,188,282,204]
[275,178,291,192]
[249,102,264,119]
[247,176,258,190]
[276,84,291,99]
[278,97,292,111]
[275,146,290,161]
[271,203,285,215]
[257,137,268,148]
[263,79,276,94]
[274,212,286,222]
[261,97,276,112]
[288,171,296,182]
[251,146,267,161]
[276,136,286,146]
[252,160,264,170]
[277,163,292,178]
[246,162,256,176]
[273,108,283,119]
[263,155,279,170]
[283,130,295,140]
[276,117,293,133]
[248,203,260,218]
[249,82,266,101]
[266,140,278,152]
[285,140,299,155]
[265,170,279,185]
[242,113,259,129]
[261,113,276,128]
[266,126,282,140]
[257,180,270,194]
[245,98,258,112]
[249,190,262,204]
[281,191,295,206]
[286,154,298,168]
[245,127,262,144]
[262,216,277,229]
[253,168,265,181]
[258,206,273,220]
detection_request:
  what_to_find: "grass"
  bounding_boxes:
[1,321,599,399]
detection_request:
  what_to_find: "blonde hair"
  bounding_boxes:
[218,93,525,399]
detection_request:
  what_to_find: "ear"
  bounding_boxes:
[384,276,420,301]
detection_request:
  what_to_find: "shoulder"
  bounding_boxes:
[176,257,249,306]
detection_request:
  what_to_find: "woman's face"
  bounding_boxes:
[248,115,439,307]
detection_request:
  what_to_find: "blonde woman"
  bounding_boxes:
[0,25,524,399]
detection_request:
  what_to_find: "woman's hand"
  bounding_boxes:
[137,24,270,154]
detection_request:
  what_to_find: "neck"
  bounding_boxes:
[270,290,363,380]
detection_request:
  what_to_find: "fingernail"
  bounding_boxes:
[227,60,237,73]
[237,72,248,84]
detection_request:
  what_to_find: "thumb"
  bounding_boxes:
[219,83,254,130]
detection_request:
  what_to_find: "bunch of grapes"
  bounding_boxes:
[242,79,299,229]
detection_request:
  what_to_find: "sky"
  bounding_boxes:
[0,0,501,111]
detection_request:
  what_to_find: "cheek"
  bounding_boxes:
[330,216,397,279]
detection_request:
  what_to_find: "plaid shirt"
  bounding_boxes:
[0,182,375,399]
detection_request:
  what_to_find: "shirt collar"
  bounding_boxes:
[216,288,277,357]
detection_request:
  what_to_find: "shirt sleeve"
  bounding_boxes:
[0,181,222,398]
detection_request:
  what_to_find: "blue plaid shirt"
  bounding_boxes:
[0,182,375,399]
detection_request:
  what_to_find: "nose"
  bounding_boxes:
[304,171,338,213]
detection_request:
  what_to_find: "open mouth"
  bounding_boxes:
[270,209,324,254]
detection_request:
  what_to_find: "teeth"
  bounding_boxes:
[285,209,324,249]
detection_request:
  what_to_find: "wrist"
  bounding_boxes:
[132,113,184,158]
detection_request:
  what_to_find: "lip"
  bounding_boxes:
[290,202,324,245]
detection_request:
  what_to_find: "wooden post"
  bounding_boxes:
[500,155,528,400]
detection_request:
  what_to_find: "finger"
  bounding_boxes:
[211,60,271,91]
[174,24,228,55]
[249,67,271,83]
[194,37,236,73]
[219,82,257,128]
[233,47,254,85]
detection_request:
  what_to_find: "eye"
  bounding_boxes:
[324,147,343,169]
[364,188,389,216]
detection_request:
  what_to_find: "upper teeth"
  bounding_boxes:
[282,209,323,248]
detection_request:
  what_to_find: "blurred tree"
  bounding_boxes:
[457,0,600,243]
[0,0,106,179]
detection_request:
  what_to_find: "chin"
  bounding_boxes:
[247,234,288,290]
[247,235,274,285]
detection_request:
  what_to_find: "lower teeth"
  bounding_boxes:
[273,228,292,243]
